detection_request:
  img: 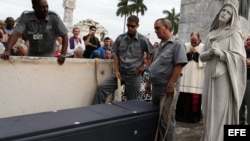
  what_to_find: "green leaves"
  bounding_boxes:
[116,0,148,33]
[163,8,180,35]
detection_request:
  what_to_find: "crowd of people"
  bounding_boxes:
[0,17,113,60]
[0,4,113,62]
[0,0,249,141]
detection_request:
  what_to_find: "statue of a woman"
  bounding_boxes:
[200,2,246,141]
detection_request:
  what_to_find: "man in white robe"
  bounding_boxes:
[176,32,205,123]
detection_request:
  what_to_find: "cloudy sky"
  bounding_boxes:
[0,0,181,42]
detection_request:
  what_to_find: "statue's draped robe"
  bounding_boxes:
[200,3,247,140]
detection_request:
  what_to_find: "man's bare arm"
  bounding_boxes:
[1,31,21,60]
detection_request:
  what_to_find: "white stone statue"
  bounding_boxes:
[63,0,76,31]
[200,2,246,141]
[63,0,76,9]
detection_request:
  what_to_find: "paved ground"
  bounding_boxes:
[174,119,203,141]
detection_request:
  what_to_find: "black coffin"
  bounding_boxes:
[0,100,158,141]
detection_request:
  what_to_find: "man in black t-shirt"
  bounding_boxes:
[83,25,100,58]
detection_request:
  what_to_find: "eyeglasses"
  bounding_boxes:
[126,24,136,28]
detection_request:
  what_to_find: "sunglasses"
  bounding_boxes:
[126,24,136,28]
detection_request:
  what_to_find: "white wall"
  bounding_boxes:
[0,56,113,118]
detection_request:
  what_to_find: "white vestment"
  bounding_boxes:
[179,42,205,94]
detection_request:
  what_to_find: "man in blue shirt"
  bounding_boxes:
[97,37,112,59]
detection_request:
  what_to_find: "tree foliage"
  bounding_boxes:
[163,8,180,35]
[116,0,147,33]
[129,0,147,16]
[116,0,132,33]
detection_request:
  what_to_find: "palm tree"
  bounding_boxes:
[116,0,133,33]
[163,8,180,35]
[129,0,147,16]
